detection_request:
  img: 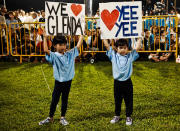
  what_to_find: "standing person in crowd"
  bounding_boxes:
[6,11,19,31]
[103,37,142,125]
[38,10,45,40]
[160,30,167,49]
[0,11,6,24]
[37,11,41,21]
[15,28,36,62]
[39,10,45,22]
[0,5,8,19]
[32,12,38,22]
[148,34,167,62]
[150,26,158,46]
[39,32,83,126]
[23,12,37,29]
[143,29,150,50]
[18,10,26,23]
[93,28,109,61]
[94,9,100,29]
[14,11,21,23]
[0,11,6,56]
[154,0,165,15]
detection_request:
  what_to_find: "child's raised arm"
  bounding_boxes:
[103,39,110,51]
[43,31,50,55]
[77,35,83,49]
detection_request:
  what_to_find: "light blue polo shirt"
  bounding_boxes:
[45,47,79,82]
[106,47,139,81]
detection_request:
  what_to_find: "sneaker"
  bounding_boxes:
[60,117,69,126]
[126,117,132,125]
[39,117,53,125]
[110,116,120,124]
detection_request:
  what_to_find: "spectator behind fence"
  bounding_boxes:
[23,12,36,29]
[92,28,109,61]
[39,10,45,22]
[0,14,6,55]
[32,12,38,22]
[0,5,8,19]
[94,9,100,29]
[18,10,26,23]
[143,29,150,50]
[14,11,21,23]
[148,34,172,62]
[39,10,45,32]
[150,26,158,46]
[16,28,35,59]
[37,11,41,21]
[154,0,165,15]
[6,11,19,31]
[160,29,169,50]
[167,33,176,51]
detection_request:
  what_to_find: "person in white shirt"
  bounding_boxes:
[94,9,100,29]
[23,12,38,29]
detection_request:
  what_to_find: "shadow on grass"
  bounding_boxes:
[17,63,43,72]
[134,95,180,120]
[138,61,180,77]
[132,63,145,78]
[0,62,47,73]
[69,111,114,122]
[73,63,86,88]
[0,62,24,71]
[93,61,112,78]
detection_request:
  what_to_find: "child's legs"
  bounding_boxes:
[61,80,72,117]
[49,80,62,117]
[114,80,123,116]
[123,79,133,117]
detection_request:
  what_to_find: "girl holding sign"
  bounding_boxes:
[103,38,142,125]
[39,32,83,126]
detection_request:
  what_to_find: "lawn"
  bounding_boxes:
[0,61,180,130]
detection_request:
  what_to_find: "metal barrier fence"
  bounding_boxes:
[141,15,178,57]
[82,15,179,61]
[9,22,49,57]
[0,15,179,62]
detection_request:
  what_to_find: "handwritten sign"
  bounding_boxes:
[45,1,85,36]
[100,2,142,39]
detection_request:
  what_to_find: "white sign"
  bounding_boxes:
[45,1,85,36]
[100,2,142,39]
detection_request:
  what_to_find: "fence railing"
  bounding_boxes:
[0,15,179,62]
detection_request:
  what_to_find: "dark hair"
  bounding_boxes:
[155,33,160,37]
[8,11,14,16]
[160,30,165,35]
[31,27,38,32]
[20,28,29,36]
[144,29,148,33]
[114,39,128,47]
[170,34,174,38]
[52,35,67,45]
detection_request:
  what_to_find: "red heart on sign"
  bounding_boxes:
[101,9,119,31]
[71,4,82,16]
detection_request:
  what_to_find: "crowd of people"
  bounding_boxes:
[0,0,180,63]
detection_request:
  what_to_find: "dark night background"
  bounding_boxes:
[0,0,180,15]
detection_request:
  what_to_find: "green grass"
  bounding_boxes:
[0,61,180,130]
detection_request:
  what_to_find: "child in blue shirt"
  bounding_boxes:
[39,34,83,126]
[103,38,141,125]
